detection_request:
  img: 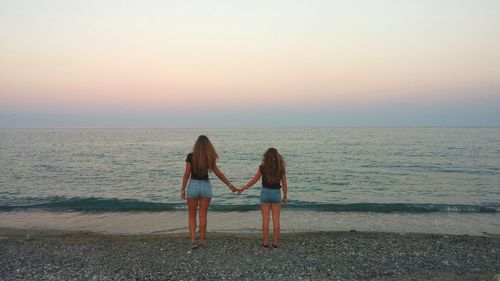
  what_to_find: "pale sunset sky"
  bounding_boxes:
[1,0,499,127]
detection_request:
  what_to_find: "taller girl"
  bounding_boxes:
[240,148,288,248]
[181,135,237,248]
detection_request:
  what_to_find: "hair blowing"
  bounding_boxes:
[261,148,285,184]
[192,135,218,176]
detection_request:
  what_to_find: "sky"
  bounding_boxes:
[1,0,499,127]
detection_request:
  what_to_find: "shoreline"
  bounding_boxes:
[1,210,499,237]
[1,228,498,281]
[1,226,500,240]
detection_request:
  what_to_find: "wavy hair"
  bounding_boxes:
[192,135,218,176]
[261,147,285,184]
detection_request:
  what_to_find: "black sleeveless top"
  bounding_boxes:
[259,165,281,189]
[186,153,209,180]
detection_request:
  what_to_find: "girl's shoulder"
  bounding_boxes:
[259,164,266,173]
[186,152,193,162]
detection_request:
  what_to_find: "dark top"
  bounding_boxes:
[186,153,209,180]
[259,165,281,189]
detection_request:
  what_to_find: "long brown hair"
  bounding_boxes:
[192,135,218,176]
[261,148,285,184]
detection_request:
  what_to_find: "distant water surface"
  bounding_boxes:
[0,128,499,214]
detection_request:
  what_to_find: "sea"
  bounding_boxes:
[0,128,499,236]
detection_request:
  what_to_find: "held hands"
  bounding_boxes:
[237,186,246,194]
[229,184,238,193]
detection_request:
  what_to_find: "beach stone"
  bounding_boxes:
[492,274,500,281]
[0,232,496,281]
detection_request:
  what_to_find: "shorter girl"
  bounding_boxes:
[239,148,288,248]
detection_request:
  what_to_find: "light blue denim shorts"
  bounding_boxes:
[187,179,212,199]
[260,187,281,204]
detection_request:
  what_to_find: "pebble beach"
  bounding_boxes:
[1,229,498,281]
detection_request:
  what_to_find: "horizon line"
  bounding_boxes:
[1,126,499,129]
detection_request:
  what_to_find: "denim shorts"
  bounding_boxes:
[187,179,212,199]
[260,187,282,204]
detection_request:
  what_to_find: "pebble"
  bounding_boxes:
[0,232,496,281]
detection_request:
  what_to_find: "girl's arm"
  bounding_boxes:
[212,164,237,192]
[281,173,288,204]
[241,168,262,191]
[181,162,191,199]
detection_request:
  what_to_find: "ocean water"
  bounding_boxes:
[0,128,499,235]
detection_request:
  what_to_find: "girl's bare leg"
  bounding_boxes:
[187,198,199,245]
[271,204,281,246]
[260,204,271,246]
[198,198,211,246]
